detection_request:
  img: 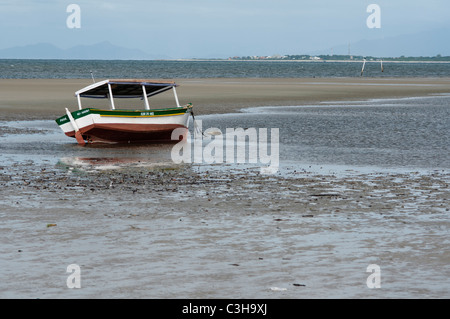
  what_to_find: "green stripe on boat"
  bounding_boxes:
[55,104,192,125]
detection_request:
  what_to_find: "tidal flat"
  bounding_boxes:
[0,77,449,298]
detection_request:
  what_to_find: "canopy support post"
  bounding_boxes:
[142,85,150,110]
[173,86,180,107]
[107,83,115,110]
[76,94,82,110]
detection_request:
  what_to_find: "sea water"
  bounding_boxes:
[1,59,450,79]
[196,94,450,173]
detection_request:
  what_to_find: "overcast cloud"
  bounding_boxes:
[0,0,449,57]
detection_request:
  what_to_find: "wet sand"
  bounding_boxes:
[0,77,449,299]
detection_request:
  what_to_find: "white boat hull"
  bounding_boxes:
[56,105,192,144]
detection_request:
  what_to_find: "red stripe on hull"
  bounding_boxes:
[66,123,188,144]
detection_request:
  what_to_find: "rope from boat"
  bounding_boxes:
[191,110,206,138]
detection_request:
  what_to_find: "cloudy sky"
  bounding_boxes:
[1,0,449,58]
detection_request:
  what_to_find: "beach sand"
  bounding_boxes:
[2,77,450,118]
[1,77,449,299]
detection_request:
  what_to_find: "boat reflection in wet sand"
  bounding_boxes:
[55,79,193,145]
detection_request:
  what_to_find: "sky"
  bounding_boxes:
[0,0,449,58]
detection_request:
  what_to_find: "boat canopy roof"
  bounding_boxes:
[75,79,178,99]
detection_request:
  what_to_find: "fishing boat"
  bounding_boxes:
[55,79,193,145]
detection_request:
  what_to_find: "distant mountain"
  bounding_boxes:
[316,28,450,58]
[0,41,167,60]
[0,43,64,59]
[66,41,152,60]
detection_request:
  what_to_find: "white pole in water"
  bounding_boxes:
[381,59,384,72]
[173,86,181,107]
[76,94,82,110]
[107,83,115,110]
[361,58,366,76]
[142,85,150,110]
